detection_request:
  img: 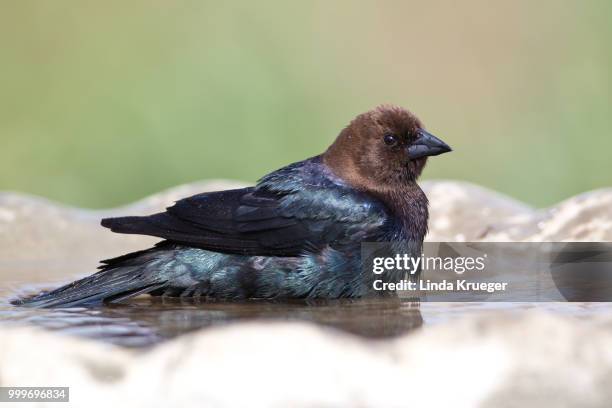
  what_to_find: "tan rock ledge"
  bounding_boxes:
[1,312,612,407]
[1,180,611,265]
[2,180,612,407]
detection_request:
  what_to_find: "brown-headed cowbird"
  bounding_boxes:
[16,105,451,307]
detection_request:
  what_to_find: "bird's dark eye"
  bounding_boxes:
[383,134,398,146]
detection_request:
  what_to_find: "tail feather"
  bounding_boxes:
[13,245,176,308]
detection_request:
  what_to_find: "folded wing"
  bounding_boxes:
[101,186,386,256]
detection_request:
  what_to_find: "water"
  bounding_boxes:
[2,262,612,348]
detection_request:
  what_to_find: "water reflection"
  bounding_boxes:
[0,296,423,348]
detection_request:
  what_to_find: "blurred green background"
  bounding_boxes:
[1,1,610,208]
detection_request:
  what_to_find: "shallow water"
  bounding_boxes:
[2,262,612,348]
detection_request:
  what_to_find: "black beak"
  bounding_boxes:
[407,130,452,160]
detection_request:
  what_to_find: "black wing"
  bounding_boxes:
[101,185,387,257]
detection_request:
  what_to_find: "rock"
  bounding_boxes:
[422,181,612,242]
[3,180,611,268]
[0,180,248,281]
[2,180,612,407]
[422,181,535,241]
[1,313,612,407]
[528,189,612,242]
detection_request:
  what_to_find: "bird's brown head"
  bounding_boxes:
[323,105,451,193]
